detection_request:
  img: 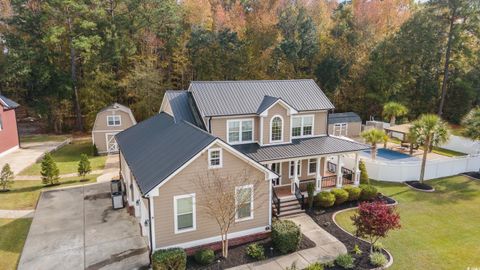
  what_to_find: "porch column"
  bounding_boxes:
[353,153,361,186]
[323,157,328,175]
[316,157,322,192]
[291,159,299,194]
[336,155,342,188]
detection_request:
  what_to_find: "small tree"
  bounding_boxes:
[0,163,14,192]
[409,114,449,183]
[361,129,387,160]
[462,107,480,141]
[359,160,369,185]
[351,201,401,253]
[78,154,91,179]
[193,169,266,258]
[41,153,60,185]
[382,102,408,126]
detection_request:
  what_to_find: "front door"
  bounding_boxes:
[106,133,119,154]
[271,163,281,185]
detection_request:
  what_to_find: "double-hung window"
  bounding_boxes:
[289,161,302,178]
[227,119,253,144]
[235,185,253,221]
[174,194,196,233]
[292,115,313,137]
[107,115,121,126]
[308,159,317,175]
[208,148,222,169]
[333,123,347,136]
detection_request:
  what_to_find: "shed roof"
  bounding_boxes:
[233,136,370,162]
[116,113,216,195]
[328,112,361,124]
[0,95,20,109]
[189,80,334,117]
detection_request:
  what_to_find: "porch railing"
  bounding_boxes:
[321,175,337,188]
[272,187,281,216]
[294,183,305,210]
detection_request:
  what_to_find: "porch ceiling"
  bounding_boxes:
[233,136,370,162]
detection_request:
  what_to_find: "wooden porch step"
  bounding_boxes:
[276,208,305,218]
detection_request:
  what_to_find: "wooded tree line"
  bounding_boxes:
[0,0,478,131]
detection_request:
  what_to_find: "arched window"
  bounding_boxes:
[270,116,283,142]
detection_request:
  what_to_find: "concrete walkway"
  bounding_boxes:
[0,209,35,218]
[0,140,68,176]
[228,214,347,269]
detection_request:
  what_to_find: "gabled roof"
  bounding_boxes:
[0,95,20,109]
[162,90,205,129]
[328,112,361,124]
[256,95,298,116]
[233,136,370,162]
[189,80,335,117]
[116,113,216,195]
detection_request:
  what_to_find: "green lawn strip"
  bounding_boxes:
[19,140,106,176]
[335,176,480,270]
[0,218,32,270]
[431,146,467,157]
[20,134,70,143]
[0,175,98,210]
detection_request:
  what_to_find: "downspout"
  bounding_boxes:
[146,195,153,266]
[208,117,212,133]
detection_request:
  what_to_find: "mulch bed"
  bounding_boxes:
[187,234,316,269]
[405,180,434,191]
[463,171,480,180]
[307,195,396,270]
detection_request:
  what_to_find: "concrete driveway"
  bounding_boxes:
[0,141,67,175]
[18,183,149,270]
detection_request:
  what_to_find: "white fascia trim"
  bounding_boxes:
[259,99,298,117]
[0,145,19,158]
[157,226,269,250]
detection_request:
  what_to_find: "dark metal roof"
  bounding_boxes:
[328,112,361,124]
[116,112,216,195]
[233,136,370,162]
[189,80,335,117]
[165,91,197,125]
[0,95,20,109]
[256,96,281,114]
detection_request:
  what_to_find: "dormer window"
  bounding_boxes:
[270,116,283,143]
[292,115,313,138]
[208,148,223,169]
[107,115,121,126]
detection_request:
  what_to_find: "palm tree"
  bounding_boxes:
[361,129,387,160]
[383,102,408,126]
[409,114,449,183]
[461,107,480,141]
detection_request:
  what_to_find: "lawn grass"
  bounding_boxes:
[335,176,480,270]
[19,139,106,176]
[0,218,32,270]
[20,134,69,143]
[0,175,98,210]
[431,146,467,157]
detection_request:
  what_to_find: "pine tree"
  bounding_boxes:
[78,154,92,179]
[0,163,14,192]
[41,153,60,185]
[359,160,369,185]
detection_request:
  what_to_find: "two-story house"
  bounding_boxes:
[116,80,370,254]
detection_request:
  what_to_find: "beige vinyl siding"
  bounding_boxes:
[263,103,291,144]
[152,143,270,248]
[328,122,361,138]
[92,109,135,153]
[210,116,259,143]
[278,157,326,185]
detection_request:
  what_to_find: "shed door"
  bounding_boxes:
[106,133,119,154]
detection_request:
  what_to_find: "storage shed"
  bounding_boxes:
[328,112,362,138]
[92,103,136,154]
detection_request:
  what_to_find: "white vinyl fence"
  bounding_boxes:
[439,135,480,155]
[343,154,480,182]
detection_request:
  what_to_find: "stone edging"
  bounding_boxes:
[331,198,398,270]
[403,182,435,193]
[34,138,72,163]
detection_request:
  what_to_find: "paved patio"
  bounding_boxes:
[18,182,149,270]
[228,214,347,269]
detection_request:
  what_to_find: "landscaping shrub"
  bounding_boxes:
[271,220,302,254]
[315,191,335,208]
[40,153,60,185]
[359,184,378,201]
[152,248,186,270]
[304,262,324,270]
[352,244,362,255]
[343,186,362,201]
[369,252,388,267]
[335,253,355,269]
[307,183,315,209]
[194,249,215,265]
[92,144,99,156]
[331,188,349,205]
[0,163,14,192]
[359,160,369,184]
[373,241,384,252]
[246,243,265,260]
